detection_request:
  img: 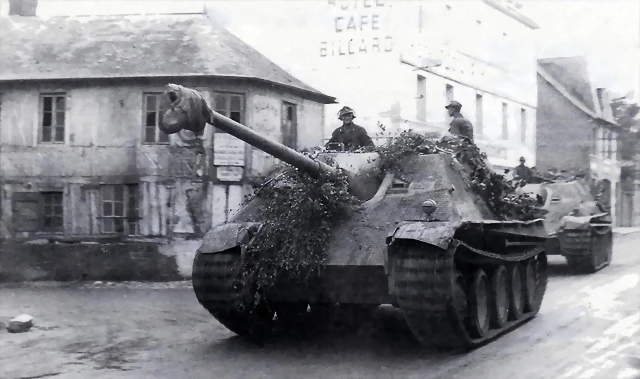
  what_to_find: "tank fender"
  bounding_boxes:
[386,221,461,251]
[384,221,460,295]
[559,213,611,232]
[197,222,262,254]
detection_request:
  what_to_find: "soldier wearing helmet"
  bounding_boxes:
[514,156,533,180]
[445,100,474,142]
[326,106,374,151]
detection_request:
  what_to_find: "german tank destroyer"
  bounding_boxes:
[159,84,549,350]
[518,178,613,273]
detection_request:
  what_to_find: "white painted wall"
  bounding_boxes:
[204,0,539,167]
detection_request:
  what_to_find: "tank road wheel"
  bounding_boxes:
[523,253,548,314]
[466,269,491,338]
[488,265,509,329]
[507,264,525,321]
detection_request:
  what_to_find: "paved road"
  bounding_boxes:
[1,235,639,379]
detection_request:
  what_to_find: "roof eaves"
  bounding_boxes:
[248,77,337,104]
[537,65,599,119]
[0,74,337,104]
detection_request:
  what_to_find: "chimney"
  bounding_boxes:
[9,0,38,17]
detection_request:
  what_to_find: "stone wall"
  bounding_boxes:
[536,75,593,172]
[0,238,199,282]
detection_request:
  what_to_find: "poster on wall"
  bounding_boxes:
[216,166,244,182]
[214,133,246,166]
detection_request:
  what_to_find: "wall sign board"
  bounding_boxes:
[214,133,246,166]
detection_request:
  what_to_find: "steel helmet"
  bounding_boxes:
[337,106,356,119]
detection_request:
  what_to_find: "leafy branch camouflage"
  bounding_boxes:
[234,129,546,311]
[234,159,361,311]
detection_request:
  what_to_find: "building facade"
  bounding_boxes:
[204,0,540,168]
[0,8,334,241]
[536,56,625,226]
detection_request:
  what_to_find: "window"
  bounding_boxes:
[520,108,527,143]
[445,84,454,124]
[281,102,298,149]
[41,94,66,143]
[416,75,427,122]
[609,132,617,159]
[42,192,64,232]
[598,128,607,157]
[445,84,454,103]
[501,102,508,140]
[143,93,169,144]
[213,93,244,133]
[597,128,617,159]
[100,184,140,235]
[475,94,483,138]
[11,191,63,233]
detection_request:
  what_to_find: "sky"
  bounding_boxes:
[1,0,638,98]
[521,0,640,98]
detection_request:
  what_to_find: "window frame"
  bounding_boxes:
[445,84,454,124]
[598,127,606,158]
[98,184,141,236]
[142,92,170,145]
[501,102,509,140]
[212,92,245,133]
[281,101,298,149]
[416,75,427,122]
[520,108,527,144]
[11,191,64,233]
[475,93,483,138]
[39,93,67,144]
[42,191,64,233]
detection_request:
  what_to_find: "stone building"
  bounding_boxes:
[536,56,626,225]
[0,4,334,280]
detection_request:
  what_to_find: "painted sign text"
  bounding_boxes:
[321,0,393,58]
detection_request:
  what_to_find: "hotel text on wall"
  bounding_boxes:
[320,0,393,58]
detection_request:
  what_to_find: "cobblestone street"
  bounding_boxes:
[1,234,639,379]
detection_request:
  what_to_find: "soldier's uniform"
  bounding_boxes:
[445,100,474,142]
[514,157,533,179]
[327,106,374,150]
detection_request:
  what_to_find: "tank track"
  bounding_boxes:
[391,240,548,351]
[192,249,276,340]
[558,228,613,274]
[192,249,312,340]
[194,241,548,350]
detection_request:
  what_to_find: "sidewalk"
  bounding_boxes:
[613,227,640,235]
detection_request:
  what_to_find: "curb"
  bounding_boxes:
[613,230,640,236]
[0,280,193,290]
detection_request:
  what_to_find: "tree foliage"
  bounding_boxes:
[234,161,361,310]
[611,95,640,179]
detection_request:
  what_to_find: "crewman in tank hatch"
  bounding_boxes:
[326,106,375,151]
[514,156,533,180]
[445,100,474,143]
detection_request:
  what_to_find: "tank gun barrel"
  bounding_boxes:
[209,111,338,179]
